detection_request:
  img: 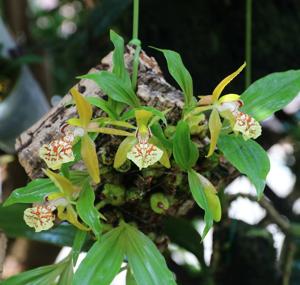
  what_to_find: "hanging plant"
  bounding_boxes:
[2,0,300,284]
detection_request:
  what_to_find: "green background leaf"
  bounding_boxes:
[218,134,270,198]
[240,69,300,121]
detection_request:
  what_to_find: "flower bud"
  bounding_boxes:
[102,184,125,206]
[150,193,170,214]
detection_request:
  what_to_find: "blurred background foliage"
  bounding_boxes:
[0,0,300,284]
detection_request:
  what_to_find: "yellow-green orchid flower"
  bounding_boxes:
[24,169,88,232]
[68,88,134,184]
[114,109,171,170]
[39,129,75,170]
[189,63,261,156]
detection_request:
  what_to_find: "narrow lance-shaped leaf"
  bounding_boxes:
[86,96,118,119]
[218,134,270,198]
[110,29,131,86]
[3,179,58,206]
[173,120,199,171]
[76,182,102,238]
[72,230,88,265]
[123,223,177,285]
[207,108,222,157]
[73,226,125,285]
[2,260,68,285]
[80,71,140,107]
[240,69,300,121]
[81,134,100,184]
[154,48,194,108]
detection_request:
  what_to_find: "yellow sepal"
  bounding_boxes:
[212,63,246,102]
[44,169,76,198]
[70,87,92,128]
[207,108,222,157]
[81,134,100,184]
[135,109,153,129]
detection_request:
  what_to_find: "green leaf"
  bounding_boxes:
[123,223,176,285]
[154,48,194,108]
[110,29,131,87]
[57,261,74,285]
[3,179,58,206]
[81,71,140,107]
[173,120,199,171]
[114,136,137,169]
[74,226,125,285]
[2,260,68,285]
[72,230,87,265]
[0,204,77,247]
[126,267,137,285]
[187,169,214,238]
[240,70,300,121]
[69,171,90,186]
[150,123,173,151]
[86,96,118,119]
[163,217,204,263]
[218,134,270,198]
[76,182,102,238]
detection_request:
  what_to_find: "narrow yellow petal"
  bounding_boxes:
[207,109,222,157]
[57,205,89,231]
[88,127,134,137]
[70,87,92,127]
[44,169,75,197]
[81,134,100,184]
[212,63,246,102]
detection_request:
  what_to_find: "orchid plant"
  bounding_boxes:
[2,0,300,284]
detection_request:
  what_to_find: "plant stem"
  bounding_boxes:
[131,0,141,90]
[132,0,139,40]
[245,0,252,88]
[131,45,141,90]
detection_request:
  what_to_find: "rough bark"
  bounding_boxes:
[16,46,183,179]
